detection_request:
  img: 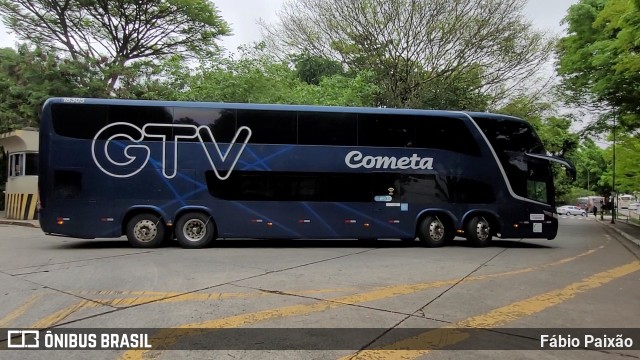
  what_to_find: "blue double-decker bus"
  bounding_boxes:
[38,98,574,248]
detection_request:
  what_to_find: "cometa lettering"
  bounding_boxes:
[345,151,433,170]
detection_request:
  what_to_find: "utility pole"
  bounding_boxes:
[611,114,616,224]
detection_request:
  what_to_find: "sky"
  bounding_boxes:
[0,0,579,51]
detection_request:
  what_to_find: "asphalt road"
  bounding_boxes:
[0,215,639,359]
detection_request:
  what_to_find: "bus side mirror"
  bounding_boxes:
[525,153,576,181]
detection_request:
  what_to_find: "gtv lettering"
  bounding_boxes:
[91,122,251,180]
[345,150,433,170]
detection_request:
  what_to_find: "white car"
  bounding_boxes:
[629,203,639,211]
[556,205,587,216]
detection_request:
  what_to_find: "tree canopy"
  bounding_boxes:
[557,0,640,131]
[0,46,108,133]
[262,0,555,109]
[0,0,230,93]
[172,44,380,106]
[598,135,640,195]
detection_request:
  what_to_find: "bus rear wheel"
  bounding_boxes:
[466,216,492,247]
[418,215,448,247]
[126,214,166,248]
[175,213,215,249]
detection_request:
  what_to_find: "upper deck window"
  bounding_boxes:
[51,103,173,140]
[173,107,236,143]
[415,116,481,156]
[298,112,357,146]
[358,114,415,148]
[51,104,108,139]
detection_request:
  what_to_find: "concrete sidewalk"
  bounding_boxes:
[596,214,640,248]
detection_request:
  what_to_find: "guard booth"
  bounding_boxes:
[0,128,39,220]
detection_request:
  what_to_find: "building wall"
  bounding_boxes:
[1,129,39,220]
[5,192,38,220]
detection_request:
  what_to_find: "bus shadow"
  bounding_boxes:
[205,238,553,249]
[53,238,554,250]
[53,239,134,249]
[447,239,554,249]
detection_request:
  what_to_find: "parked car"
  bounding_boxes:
[556,205,587,216]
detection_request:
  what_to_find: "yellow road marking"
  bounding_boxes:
[26,288,361,329]
[117,246,607,360]
[72,288,359,307]
[103,245,605,308]
[30,300,101,328]
[73,288,357,297]
[345,261,640,359]
[0,293,43,327]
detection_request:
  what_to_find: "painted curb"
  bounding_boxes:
[0,220,40,228]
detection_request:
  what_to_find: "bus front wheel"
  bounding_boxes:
[126,214,166,248]
[418,216,448,247]
[466,216,492,247]
[175,213,215,249]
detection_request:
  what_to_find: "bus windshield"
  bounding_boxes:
[469,114,554,205]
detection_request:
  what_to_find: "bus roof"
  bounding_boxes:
[462,111,529,124]
[43,97,524,122]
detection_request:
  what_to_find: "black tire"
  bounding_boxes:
[565,212,571,216]
[175,212,215,249]
[466,216,492,247]
[417,215,448,247]
[126,214,166,248]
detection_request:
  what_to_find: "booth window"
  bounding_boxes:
[8,153,38,177]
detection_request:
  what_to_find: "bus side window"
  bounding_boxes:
[173,107,236,143]
[358,114,415,148]
[51,104,108,139]
[237,110,297,144]
[108,105,173,140]
[298,112,357,146]
[325,173,372,202]
[416,116,481,156]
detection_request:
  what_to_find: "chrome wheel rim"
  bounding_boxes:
[134,220,157,242]
[183,219,206,242]
[428,219,445,242]
[476,219,490,241]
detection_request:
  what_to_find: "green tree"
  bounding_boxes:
[262,0,555,109]
[571,138,609,194]
[557,0,640,131]
[417,66,491,111]
[177,44,379,106]
[0,46,107,133]
[292,52,345,85]
[599,135,640,195]
[0,0,230,93]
